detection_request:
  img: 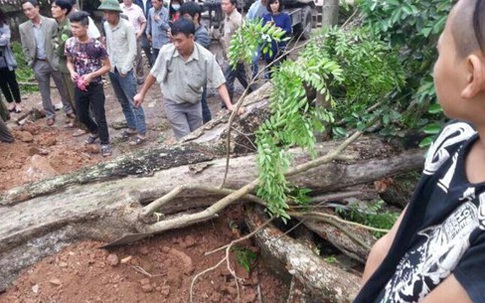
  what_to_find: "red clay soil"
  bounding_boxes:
[0,80,288,302]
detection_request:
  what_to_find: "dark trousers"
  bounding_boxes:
[0,67,21,103]
[201,84,211,124]
[152,48,160,65]
[140,33,153,67]
[75,83,109,145]
[224,62,249,103]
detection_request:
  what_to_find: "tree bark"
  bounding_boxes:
[0,136,423,292]
[246,205,360,302]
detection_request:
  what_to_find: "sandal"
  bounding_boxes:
[46,117,55,126]
[72,129,87,137]
[120,129,137,141]
[100,144,112,157]
[14,104,22,113]
[85,134,99,144]
[129,136,146,146]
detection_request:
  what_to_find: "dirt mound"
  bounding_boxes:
[1,214,286,303]
[0,75,287,302]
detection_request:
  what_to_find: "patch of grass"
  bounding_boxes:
[11,42,38,93]
[336,200,399,238]
[232,245,257,273]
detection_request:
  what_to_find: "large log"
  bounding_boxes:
[0,82,274,206]
[245,205,360,302]
[0,137,423,292]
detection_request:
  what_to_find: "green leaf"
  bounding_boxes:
[428,103,443,114]
[419,136,435,148]
[423,123,442,134]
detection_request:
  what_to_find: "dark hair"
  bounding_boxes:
[69,10,90,26]
[70,0,77,6]
[451,0,485,57]
[0,8,8,25]
[169,0,184,20]
[53,0,73,15]
[22,0,39,7]
[229,0,237,7]
[266,0,282,13]
[171,18,195,37]
[179,1,202,22]
[472,0,485,51]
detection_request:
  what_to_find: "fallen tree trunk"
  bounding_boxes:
[246,205,360,302]
[0,136,423,292]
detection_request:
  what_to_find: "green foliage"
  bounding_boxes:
[313,27,405,134]
[336,200,399,238]
[227,19,287,70]
[358,0,452,130]
[11,42,38,93]
[255,36,343,220]
[232,245,258,273]
[227,1,450,221]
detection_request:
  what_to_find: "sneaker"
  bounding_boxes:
[100,144,112,157]
[85,134,99,144]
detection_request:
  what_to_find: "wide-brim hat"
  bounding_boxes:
[98,0,123,12]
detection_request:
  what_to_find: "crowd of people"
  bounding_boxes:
[0,0,292,154]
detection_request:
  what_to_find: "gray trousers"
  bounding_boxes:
[33,60,73,118]
[164,98,202,140]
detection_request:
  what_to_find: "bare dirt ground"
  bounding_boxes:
[0,53,287,302]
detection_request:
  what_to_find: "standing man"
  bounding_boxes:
[19,0,74,126]
[121,0,147,85]
[221,0,250,105]
[134,0,154,66]
[146,0,169,63]
[65,11,112,156]
[51,0,76,128]
[100,0,147,145]
[179,1,212,123]
[246,0,268,80]
[134,19,244,140]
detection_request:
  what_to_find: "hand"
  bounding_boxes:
[136,32,142,39]
[81,73,94,85]
[228,104,246,115]
[70,72,79,82]
[154,14,160,22]
[147,34,152,42]
[134,93,144,108]
[119,72,127,78]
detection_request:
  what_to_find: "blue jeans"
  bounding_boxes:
[109,69,146,136]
